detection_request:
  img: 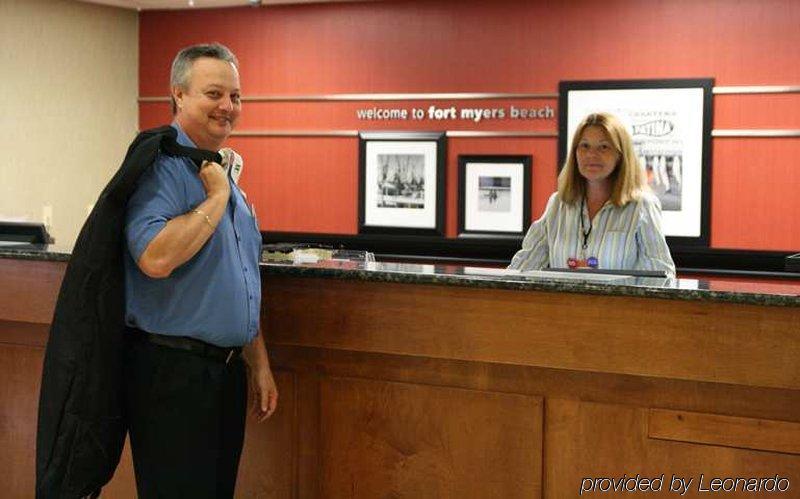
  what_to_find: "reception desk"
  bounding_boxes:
[1,248,799,498]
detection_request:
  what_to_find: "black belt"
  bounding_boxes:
[127,327,242,364]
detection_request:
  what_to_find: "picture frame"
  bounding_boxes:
[558,78,713,247]
[358,131,446,236]
[458,155,532,238]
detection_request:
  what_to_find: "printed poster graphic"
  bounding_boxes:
[564,85,709,240]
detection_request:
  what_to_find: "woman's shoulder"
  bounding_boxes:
[544,191,571,214]
[627,190,666,228]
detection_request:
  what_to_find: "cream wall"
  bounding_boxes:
[0,0,138,247]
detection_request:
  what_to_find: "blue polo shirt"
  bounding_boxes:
[123,124,261,347]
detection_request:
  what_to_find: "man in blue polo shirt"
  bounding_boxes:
[123,43,277,498]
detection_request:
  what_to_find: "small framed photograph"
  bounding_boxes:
[559,78,713,247]
[458,155,532,237]
[359,131,446,236]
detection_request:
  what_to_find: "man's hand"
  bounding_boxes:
[241,330,278,422]
[249,365,278,422]
[199,160,231,200]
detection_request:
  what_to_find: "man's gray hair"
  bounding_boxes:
[169,43,239,114]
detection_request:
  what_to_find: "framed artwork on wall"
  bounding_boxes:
[457,155,531,238]
[358,131,446,236]
[558,78,714,247]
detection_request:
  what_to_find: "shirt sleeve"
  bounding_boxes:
[634,194,677,278]
[508,192,557,271]
[125,155,188,263]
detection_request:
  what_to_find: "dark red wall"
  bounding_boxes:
[139,0,800,251]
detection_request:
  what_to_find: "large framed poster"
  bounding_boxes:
[559,78,713,247]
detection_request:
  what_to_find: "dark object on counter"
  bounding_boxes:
[0,221,53,248]
[543,267,669,278]
[36,126,221,499]
[787,253,800,272]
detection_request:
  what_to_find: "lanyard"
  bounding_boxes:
[579,196,592,250]
[570,196,598,269]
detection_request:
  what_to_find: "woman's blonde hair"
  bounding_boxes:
[557,112,648,206]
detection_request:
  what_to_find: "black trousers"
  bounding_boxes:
[124,336,247,499]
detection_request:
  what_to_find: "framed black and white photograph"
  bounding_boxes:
[358,131,446,236]
[559,78,713,247]
[458,155,531,238]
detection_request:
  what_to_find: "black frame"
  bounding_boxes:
[457,155,532,238]
[558,78,714,248]
[358,131,447,236]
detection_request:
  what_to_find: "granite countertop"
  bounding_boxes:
[262,260,800,308]
[0,244,71,262]
[3,246,799,307]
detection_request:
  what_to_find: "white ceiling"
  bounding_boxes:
[76,0,369,10]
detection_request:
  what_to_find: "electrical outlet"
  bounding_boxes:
[43,205,53,229]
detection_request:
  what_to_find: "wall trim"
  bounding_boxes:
[712,129,800,138]
[713,85,800,94]
[228,130,560,138]
[141,85,800,138]
[226,129,800,138]
[139,85,800,102]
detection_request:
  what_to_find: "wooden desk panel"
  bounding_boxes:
[264,276,800,390]
[262,275,800,498]
[547,399,799,498]
[0,344,44,499]
[320,376,542,498]
[0,259,65,325]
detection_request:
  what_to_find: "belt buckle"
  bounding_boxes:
[225,349,234,364]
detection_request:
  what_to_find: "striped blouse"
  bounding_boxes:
[508,191,676,278]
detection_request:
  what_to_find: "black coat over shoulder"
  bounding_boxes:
[36,126,221,499]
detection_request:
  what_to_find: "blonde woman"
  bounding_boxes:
[509,112,675,277]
